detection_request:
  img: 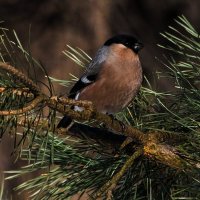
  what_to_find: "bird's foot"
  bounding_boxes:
[108,114,126,133]
[57,121,74,134]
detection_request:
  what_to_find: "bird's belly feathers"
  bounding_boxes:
[78,64,142,114]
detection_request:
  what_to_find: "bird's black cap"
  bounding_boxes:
[104,34,143,53]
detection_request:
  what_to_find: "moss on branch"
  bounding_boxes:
[0,59,199,199]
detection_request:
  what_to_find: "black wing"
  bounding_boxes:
[68,46,108,98]
[57,45,107,128]
[68,74,97,99]
[57,74,97,128]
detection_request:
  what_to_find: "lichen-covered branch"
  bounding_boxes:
[95,148,143,199]
[0,87,34,97]
[48,96,145,142]
[0,62,198,200]
[0,95,45,115]
[0,62,40,94]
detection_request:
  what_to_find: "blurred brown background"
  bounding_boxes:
[0,0,200,199]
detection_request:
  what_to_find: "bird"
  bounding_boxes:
[57,34,143,128]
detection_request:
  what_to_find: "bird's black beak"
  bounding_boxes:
[133,42,144,53]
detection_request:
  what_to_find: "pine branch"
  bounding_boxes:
[0,16,200,199]
[0,62,40,94]
[1,61,198,199]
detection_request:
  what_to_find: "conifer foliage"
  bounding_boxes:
[0,16,200,199]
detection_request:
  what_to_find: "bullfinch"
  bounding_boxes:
[57,34,143,128]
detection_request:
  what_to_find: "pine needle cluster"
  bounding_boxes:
[0,16,200,200]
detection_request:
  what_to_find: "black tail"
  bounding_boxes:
[57,115,72,128]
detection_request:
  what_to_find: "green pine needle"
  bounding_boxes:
[1,15,200,199]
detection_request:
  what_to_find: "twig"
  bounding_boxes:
[0,95,45,115]
[95,148,143,199]
[47,97,145,142]
[0,62,194,173]
[0,87,34,97]
[56,96,93,110]
[0,62,40,94]
[143,141,190,169]
[0,62,185,144]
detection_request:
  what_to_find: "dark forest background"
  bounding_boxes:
[0,0,200,199]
